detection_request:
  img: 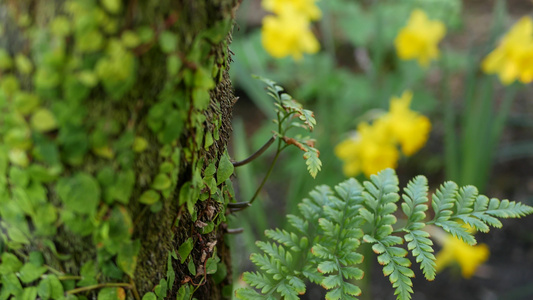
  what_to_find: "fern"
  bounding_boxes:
[400,176,436,281]
[253,76,322,178]
[236,169,533,300]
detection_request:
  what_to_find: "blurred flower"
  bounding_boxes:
[482,17,533,85]
[335,90,430,178]
[262,0,321,21]
[385,90,431,156]
[434,233,490,279]
[335,120,399,177]
[261,0,321,60]
[394,9,446,67]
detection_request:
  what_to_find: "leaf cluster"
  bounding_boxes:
[236,169,533,300]
[253,76,321,178]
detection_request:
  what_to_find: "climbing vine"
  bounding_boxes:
[0,0,238,299]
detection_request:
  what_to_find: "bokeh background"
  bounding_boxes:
[227,0,533,299]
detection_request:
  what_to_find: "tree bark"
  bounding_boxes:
[0,0,239,299]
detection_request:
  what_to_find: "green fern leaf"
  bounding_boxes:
[276,282,299,300]
[404,230,436,280]
[431,181,458,222]
[362,169,400,239]
[303,148,321,179]
[235,287,268,300]
[242,272,276,293]
[286,214,308,234]
[265,229,302,252]
[486,198,533,218]
[365,234,414,300]
[400,176,436,280]
[401,175,429,226]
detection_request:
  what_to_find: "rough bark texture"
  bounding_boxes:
[0,0,239,299]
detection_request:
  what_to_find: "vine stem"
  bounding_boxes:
[230,139,283,213]
[248,140,282,205]
[232,134,277,167]
[66,283,132,295]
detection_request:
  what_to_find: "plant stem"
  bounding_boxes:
[233,135,277,167]
[248,140,283,205]
[66,283,132,295]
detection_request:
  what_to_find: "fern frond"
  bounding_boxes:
[235,286,270,300]
[362,169,400,240]
[404,230,436,280]
[303,147,321,179]
[364,235,414,300]
[265,228,303,252]
[431,181,458,223]
[239,168,533,300]
[485,198,533,218]
[311,178,366,300]
[400,176,436,280]
[401,175,429,228]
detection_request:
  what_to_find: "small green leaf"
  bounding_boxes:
[31,109,58,132]
[152,173,171,190]
[0,48,13,70]
[159,31,177,53]
[139,189,160,205]
[97,287,125,300]
[21,286,38,300]
[142,292,157,300]
[132,136,148,152]
[101,0,122,13]
[205,255,220,274]
[121,30,141,48]
[167,253,175,290]
[154,278,168,299]
[167,55,182,76]
[56,173,101,214]
[15,54,33,74]
[187,259,196,276]
[0,252,23,274]
[77,261,97,287]
[216,151,234,185]
[50,16,71,37]
[117,239,141,278]
[178,238,194,264]
[192,88,210,110]
[18,263,47,283]
[141,292,156,300]
[176,284,192,300]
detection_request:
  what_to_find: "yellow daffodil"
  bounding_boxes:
[262,0,321,21]
[335,91,430,178]
[261,8,320,60]
[482,17,533,85]
[394,9,446,67]
[385,90,431,156]
[434,234,490,279]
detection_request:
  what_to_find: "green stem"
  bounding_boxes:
[248,140,283,205]
[66,283,132,295]
[232,135,277,167]
[57,275,82,281]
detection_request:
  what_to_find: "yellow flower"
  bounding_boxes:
[394,9,446,67]
[335,119,399,178]
[261,8,320,60]
[385,90,431,156]
[482,17,533,85]
[434,235,490,279]
[262,0,321,21]
[335,91,430,178]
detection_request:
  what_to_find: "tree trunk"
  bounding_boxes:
[0,0,239,299]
